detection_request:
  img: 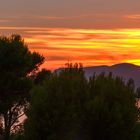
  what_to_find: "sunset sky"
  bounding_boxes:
[0,0,140,70]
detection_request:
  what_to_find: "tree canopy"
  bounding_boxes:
[24,63,88,140]
[0,35,44,140]
[24,64,140,140]
[83,73,140,140]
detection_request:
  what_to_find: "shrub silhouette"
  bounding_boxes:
[25,64,140,140]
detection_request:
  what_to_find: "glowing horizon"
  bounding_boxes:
[0,26,140,70]
[11,27,140,70]
[0,0,140,70]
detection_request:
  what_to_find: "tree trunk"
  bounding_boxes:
[3,113,11,140]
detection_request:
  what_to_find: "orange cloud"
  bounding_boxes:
[125,14,140,19]
[1,26,140,70]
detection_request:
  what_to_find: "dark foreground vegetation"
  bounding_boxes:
[0,35,140,140]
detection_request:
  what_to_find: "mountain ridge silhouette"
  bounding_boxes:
[56,63,140,88]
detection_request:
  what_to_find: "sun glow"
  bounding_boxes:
[1,27,140,70]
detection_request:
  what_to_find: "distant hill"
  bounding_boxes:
[56,63,140,88]
[84,63,140,88]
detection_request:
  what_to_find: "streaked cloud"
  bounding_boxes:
[0,12,140,29]
[0,0,139,70]
[0,26,138,70]
[125,14,140,19]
